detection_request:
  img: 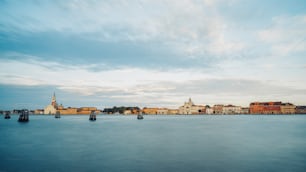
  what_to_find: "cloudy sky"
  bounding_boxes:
[0,0,306,110]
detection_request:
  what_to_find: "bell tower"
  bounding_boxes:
[51,92,57,107]
[188,98,194,105]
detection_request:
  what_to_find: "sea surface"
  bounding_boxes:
[1,115,306,172]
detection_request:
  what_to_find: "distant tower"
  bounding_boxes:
[51,92,57,107]
[44,92,58,115]
[188,98,194,105]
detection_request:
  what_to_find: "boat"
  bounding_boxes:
[4,111,11,119]
[137,113,144,120]
[89,111,96,121]
[18,109,29,122]
[55,111,61,118]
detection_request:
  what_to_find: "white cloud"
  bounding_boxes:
[206,33,246,55]
[258,15,306,55]
[0,0,247,59]
[1,55,305,107]
[0,56,210,91]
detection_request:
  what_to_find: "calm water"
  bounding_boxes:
[1,115,306,172]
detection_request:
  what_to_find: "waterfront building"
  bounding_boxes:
[179,98,204,115]
[44,93,57,114]
[213,104,224,114]
[280,103,296,114]
[295,106,306,114]
[44,93,100,115]
[249,102,264,114]
[249,102,282,114]
[77,107,99,114]
[57,104,64,110]
[131,108,141,114]
[34,109,44,115]
[123,110,132,115]
[198,106,206,114]
[167,109,179,115]
[241,107,250,114]
[142,107,158,115]
[58,107,100,115]
[206,107,214,114]
[58,107,78,114]
[157,108,168,115]
[222,105,242,114]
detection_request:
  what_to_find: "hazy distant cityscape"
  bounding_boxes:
[1,93,306,115]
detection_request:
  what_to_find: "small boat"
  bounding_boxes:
[55,111,61,118]
[4,111,11,119]
[89,111,96,121]
[137,114,144,120]
[18,109,29,122]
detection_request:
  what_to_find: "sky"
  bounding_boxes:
[0,0,306,110]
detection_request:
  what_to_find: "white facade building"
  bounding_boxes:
[179,98,204,115]
[44,93,58,115]
[123,110,132,115]
[241,107,250,114]
[206,107,214,114]
[222,105,242,114]
[44,105,57,115]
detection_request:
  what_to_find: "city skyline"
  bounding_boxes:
[1,0,306,110]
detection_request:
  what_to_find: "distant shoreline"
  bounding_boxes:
[3,114,306,116]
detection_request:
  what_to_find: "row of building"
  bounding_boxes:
[36,94,306,115]
[38,93,100,115]
[124,98,306,115]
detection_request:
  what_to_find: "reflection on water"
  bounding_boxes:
[1,115,306,172]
